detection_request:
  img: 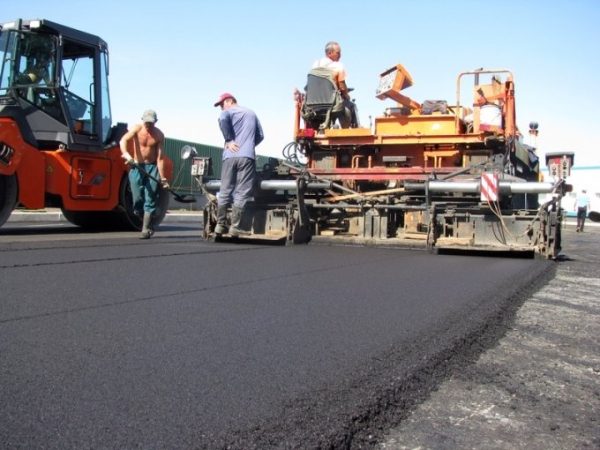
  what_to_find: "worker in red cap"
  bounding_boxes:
[213,93,264,236]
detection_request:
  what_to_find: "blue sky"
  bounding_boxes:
[4,0,600,167]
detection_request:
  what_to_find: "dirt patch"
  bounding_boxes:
[379,225,600,449]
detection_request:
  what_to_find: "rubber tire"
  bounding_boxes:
[0,174,18,228]
[589,211,600,223]
[115,175,169,230]
[61,209,126,230]
[62,176,169,231]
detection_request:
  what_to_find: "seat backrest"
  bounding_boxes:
[304,67,343,112]
[301,67,345,130]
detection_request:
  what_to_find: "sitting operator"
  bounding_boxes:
[73,119,85,134]
[17,66,47,84]
[16,54,52,105]
[312,41,359,128]
[17,52,52,86]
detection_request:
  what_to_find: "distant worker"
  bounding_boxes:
[119,109,169,239]
[574,189,590,232]
[312,41,358,128]
[213,93,264,237]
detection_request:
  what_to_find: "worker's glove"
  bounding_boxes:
[122,154,135,166]
[160,178,170,190]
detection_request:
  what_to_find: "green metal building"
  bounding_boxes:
[163,137,277,205]
[163,137,222,192]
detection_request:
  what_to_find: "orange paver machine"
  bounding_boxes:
[199,63,571,258]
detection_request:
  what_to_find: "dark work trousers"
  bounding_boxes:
[577,206,588,231]
[128,163,159,215]
[217,157,256,209]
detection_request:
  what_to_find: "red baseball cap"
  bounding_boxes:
[214,92,235,107]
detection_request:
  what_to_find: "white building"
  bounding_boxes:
[542,165,600,220]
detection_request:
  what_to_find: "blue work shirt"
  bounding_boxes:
[218,105,264,160]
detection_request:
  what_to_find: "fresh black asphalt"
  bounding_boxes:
[0,226,554,448]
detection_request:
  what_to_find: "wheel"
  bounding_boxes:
[589,211,600,222]
[113,174,141,230]
[0,174,18,228]
[61,209,124,230]
[62,176,169,231]
[115,175,169,230]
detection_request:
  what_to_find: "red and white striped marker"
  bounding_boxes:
[481,172,499,202]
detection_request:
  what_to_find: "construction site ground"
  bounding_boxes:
[379,224,600,450]
[4,211,599,448]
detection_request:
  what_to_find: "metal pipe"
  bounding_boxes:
[261,180,332,191]
[309,203,425,211]
[279,160,360,197]
[205,179,555,195]
[405,181,556,194]
[309,203,363,209]
[203,179,332,192]
[502,182,556,194]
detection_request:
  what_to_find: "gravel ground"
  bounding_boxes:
[379,224,600,450]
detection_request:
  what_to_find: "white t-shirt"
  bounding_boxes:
[312,57,347,85]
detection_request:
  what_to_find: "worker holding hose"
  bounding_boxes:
[120,109,169,239]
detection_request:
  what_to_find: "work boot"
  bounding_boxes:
[229,205,251,237]
[140,212,154,239]
[214,205,229,235]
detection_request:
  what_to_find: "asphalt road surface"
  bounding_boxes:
[380,225,600,450]
[0,221,555,449]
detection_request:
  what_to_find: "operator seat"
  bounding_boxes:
[301,67,345,131]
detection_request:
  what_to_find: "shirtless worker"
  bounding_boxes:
[119,109,169,239]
